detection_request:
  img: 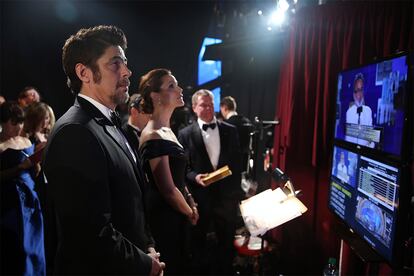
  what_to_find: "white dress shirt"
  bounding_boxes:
[345,104,374,147]
[337,162,348,182]
[198,118,220,170]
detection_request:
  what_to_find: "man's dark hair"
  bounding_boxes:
[220,96,237,111]
[128,93,144,114]
[62,25,128,94]
[0,101,25,124]
[138,68,171,114]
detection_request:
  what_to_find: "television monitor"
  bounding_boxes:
[334,53,409,158]
[328,145,401,263]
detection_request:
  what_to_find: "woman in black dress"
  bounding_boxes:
[138,68,198,274]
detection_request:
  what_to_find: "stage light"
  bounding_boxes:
[268,9,285,26]
[258,10,263,15]
[279,0,290,12]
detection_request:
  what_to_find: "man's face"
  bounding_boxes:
[340,152,345,163]
[353,79,364,105]
[19,89,40,107]
[27,89,40,103]
[220,105,228,119]
[193,95,214,122]
[135,111,151,130]
[90,46,131,109]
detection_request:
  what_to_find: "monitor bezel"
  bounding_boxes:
[332,51,412,162]
[327,142,411,268]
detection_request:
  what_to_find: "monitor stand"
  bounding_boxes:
[334,222,384,275]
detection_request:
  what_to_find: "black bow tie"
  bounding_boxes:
[110,111,122,129]
[202,123,216,131]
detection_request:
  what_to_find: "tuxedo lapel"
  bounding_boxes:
[191,122,215,171]
[217,121,228,168]
[76,97,139,172]
[103,125,138,166]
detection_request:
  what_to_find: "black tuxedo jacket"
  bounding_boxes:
[122,123,140,153]
[43,97,153,275]
[225,115,252,154]
[178,121,243,221]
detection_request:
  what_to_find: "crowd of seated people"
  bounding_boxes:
[0,89,55,275]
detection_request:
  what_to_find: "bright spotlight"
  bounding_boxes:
[267,26,272,31]
[258,10,263,15]
[279,0,290,12]
[269,9,285,26]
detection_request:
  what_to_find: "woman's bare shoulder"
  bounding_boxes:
[0,136,32,152]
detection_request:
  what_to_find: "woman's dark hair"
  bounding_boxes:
[0,101,25,124]
[138,68,171,114]
[62,25,127,94]
[23,102,49,134]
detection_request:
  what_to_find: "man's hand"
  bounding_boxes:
[147,247,159,261]
[188,207,199,225]
[148,247,165,276]
[195,173,208,187]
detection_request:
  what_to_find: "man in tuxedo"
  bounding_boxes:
[178,89,243,275]
[345,72,374,147]
[220,96,253,173]
[43,25,164,275]
[122,93,151,151]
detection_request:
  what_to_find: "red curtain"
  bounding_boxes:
[271,1,413,274]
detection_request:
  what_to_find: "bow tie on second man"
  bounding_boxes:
[202,123,217,131]
[110,110,123,129]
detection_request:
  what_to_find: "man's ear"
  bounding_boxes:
[130,107,139,117]
[75,63,92,83]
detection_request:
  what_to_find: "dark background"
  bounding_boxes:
[1,0,285,191]
[1,0,285,122]
[1,1,215,118]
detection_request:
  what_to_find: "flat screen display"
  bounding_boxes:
[329,145,400,263]
[334,54,409,157]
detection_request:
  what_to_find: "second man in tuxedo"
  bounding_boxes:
[178,89,244,275]
[122,93,151,151]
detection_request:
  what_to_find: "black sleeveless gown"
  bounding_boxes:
[140,139,189,274]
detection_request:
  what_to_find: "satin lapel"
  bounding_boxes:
[192,122,214,171]
[217,121,227,168]
[103,125,137,166]
[76,96,138,168]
